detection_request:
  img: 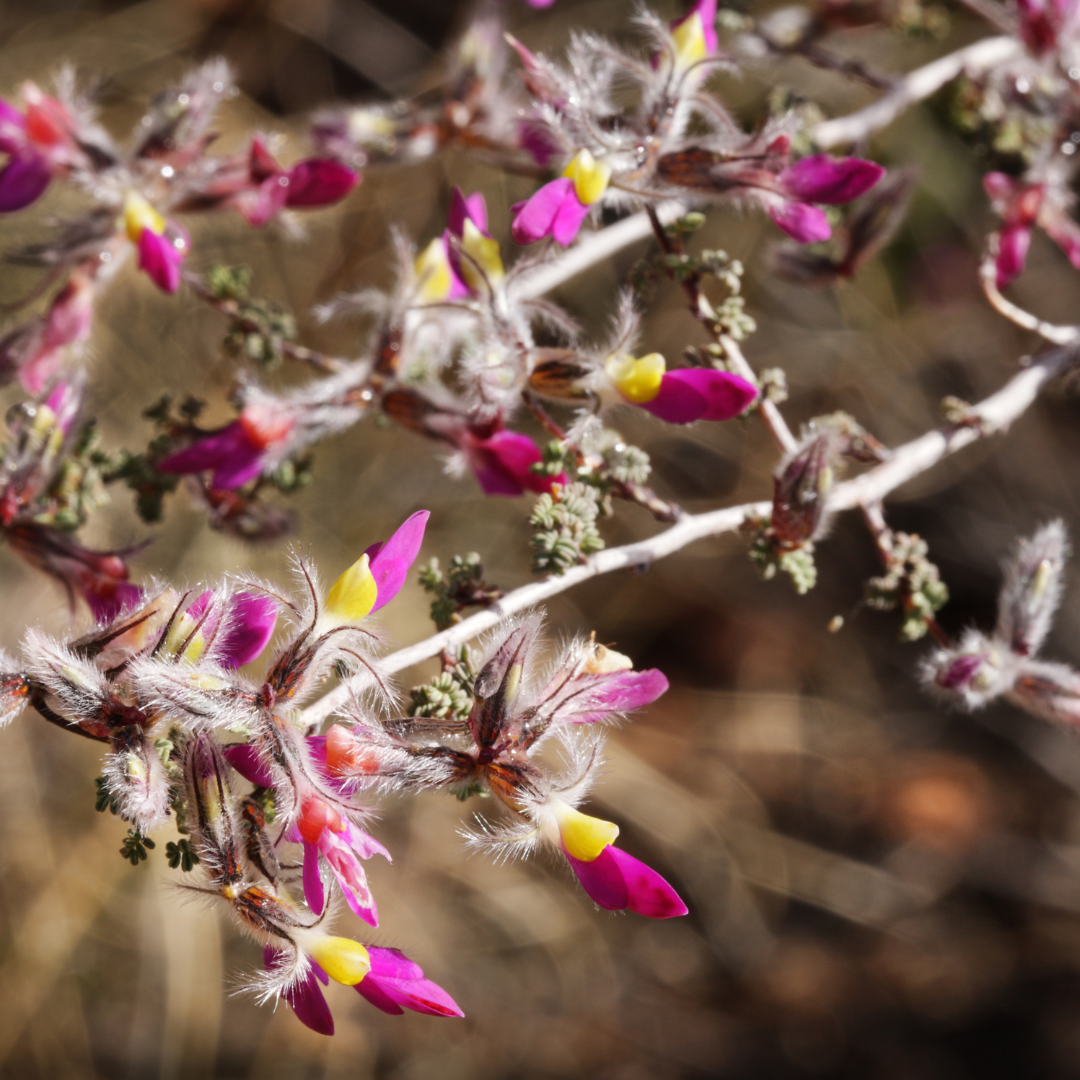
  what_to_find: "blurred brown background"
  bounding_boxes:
[4,0,1080,1077]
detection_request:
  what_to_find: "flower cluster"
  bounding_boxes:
[0,507,684,1031]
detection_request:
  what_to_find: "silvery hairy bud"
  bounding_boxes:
[1008,659,1080,727]
[921,629,1022,710]
[103,726,171,832]
[995,520,1068,658]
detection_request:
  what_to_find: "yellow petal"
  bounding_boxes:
[415,238,453,302]
[123,193,165,242]
[307,936,371,986]
[672,13,707,69]
[324,553,378,626]
[553,802,619,862]
[563,149,612,206]
[604,353,666,404]
[460,219,505,288]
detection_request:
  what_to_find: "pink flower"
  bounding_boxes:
[360,509,429,614]
[768,155,885,244]
[462,427,565,497]
[267,944,462,1036]
[1017,0,1077,54]
[550,802,687,919]
[234,136,359,227]
[444,188,505,291]
[157,402,296,490]
[604,353,758,424]
[292,794,389,924]
[565,844,688,917]
[669,0,719,70]
[511,177,590,246]
[123,193,189,294]
[180,589,278,668]
[0,85,81,212]
[983,172,1048,288]
[511,150,611,247]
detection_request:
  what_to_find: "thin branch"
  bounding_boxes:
[721,335,799,455]
[516,201,687,299]
[980,257,1080,345]
[302,343,1077,725]
[811,36,1021,150]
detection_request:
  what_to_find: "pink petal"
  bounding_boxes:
[517,120,561,167]
[511,178,575,244]
[284,158,359,209]
[222,743,275,788]
[265,947,334,1036]
[780,155,885,205]
[983,171,1015,203]
[157,422,264,490]
[303,840,325,916]
[362,510,430,613]
[469,431,561,497]
[566,846,630,910]
[0,152,51,212]
[218,592,278,668]
[571,669,670,723]
[996,224,1031,289]
[606,846,688,919]
[447,187,488,237]
[642,368,757,424]
[357,947,464,1017]
[84,581,143,623]
[550,188,590,246]
[137,228,185,294]
[768,201,832,243]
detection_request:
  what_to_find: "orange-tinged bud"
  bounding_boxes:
[325,724,379,776]
[297,795,343,844]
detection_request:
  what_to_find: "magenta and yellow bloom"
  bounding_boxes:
[511,149,612,247]
[603,352,758,424]
[669,0,719,71]
[544,800,687,918]
[0,83,82,213]
[123,192,190,294]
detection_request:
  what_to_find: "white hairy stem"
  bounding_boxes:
[811,36,1022,149]
[302,344,1075,725]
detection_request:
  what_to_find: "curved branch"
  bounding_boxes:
[301,343,1077,726]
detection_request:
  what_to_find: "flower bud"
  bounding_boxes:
[996,520,1068,658]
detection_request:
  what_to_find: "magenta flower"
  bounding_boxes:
[511,178,589,246]
[669,0,719,70]
[234,136,358,227]
[768,155,885,243]
[462,427,565,497]
[1017,0,1077,54]
[291,794,389,924]
[444,188,505,291]
[181,590,278,668]
[0,268,94,394]
[360,509,430,613]
[511,150,611,247]
[604,352,758,424]
[267,944,462,1036]
[983,173,1050,288]
[0,85,81,213]
[565,841,688,918]
[157,403,296,490]
[137,224,189,294]
[354,947,464,1017]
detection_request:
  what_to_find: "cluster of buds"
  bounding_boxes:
[0,508,686,1032]
[923,521,1080,726]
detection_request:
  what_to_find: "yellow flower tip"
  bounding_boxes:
[415,238,453,302]
[583,643,633,676]
[553,802,620,862]
[461,219,505,287]
[1032,558,1053,599]
[504,662,522,703]
[323,553,378,628]
[123,193,165,243]
[605,352,666,404]
[307,935,371,986]
[673,13,708,69]
[563,149,612,206]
